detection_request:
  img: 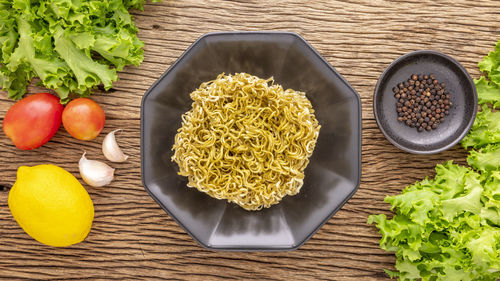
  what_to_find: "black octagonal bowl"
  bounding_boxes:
[373,50,477,154]
[141,32,361,251]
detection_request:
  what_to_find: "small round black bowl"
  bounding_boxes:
[373,50,477,154]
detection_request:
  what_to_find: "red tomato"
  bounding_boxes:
[3,93,63,150]
[62,98,105,141]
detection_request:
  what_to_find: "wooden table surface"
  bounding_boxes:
[0,1,498,280]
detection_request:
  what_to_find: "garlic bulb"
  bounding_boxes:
[102,129,129,162]
[79,152,115,187]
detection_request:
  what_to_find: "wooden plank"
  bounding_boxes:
[0,0,498,280]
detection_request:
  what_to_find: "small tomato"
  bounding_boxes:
[62,98,105,141]
[3,93,63,150]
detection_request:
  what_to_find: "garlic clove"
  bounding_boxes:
[102,129,129,163]
[79,152,115,187]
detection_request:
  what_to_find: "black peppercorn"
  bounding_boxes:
[393,74,451,132]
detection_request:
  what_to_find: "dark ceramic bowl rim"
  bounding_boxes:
[140,31,362,251]
[373,50,477,154]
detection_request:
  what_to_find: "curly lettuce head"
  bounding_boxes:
[0,0,158,102]
[368,162,500,281]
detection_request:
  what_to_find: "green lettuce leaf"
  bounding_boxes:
[6,17,75,100]
[53,26,117,93]
[461,107,500,149]
[440,173,483,221]
[475,76,500,108]
[479,40,500,88]
[481,171,500,226]
[468,144,500,173]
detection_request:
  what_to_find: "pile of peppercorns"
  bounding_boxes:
[393,74,452,132]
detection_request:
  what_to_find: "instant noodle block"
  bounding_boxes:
[141,32,361,250]
[172,73,321,211]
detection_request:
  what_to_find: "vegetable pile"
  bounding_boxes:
[0,0,158,102]
[369,40,500,281]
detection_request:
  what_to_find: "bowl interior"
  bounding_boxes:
[141,32,361,250]
[373,51,477,154]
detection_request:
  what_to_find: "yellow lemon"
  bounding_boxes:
[8,164,94,247]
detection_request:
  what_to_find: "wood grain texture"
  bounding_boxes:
[0,0,499,280]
